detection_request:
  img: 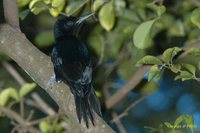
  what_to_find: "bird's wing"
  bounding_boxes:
[61,60,92,84]
[57,37,92,84]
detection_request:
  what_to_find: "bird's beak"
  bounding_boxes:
[74,13,94,36]
[76,13,94,26]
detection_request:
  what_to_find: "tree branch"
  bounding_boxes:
[0,22,114,133]
[0,1,115,132]
[3,0,19,28]
[106,40,200,109]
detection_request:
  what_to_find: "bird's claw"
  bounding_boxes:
[45,74,57,90]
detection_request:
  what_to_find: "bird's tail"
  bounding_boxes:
[74,86,101,128]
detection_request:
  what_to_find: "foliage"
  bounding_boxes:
[0,83,36,106]
[137,47,200,82]
[2,0,199,132]
[145,114,195,133]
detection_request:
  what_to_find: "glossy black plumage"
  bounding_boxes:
[51,14,101,128]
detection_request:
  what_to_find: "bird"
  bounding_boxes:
[51,13,102,128]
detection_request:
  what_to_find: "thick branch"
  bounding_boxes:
[3,0,19,28]
[0,24,115,133]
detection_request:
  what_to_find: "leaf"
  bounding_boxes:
[186,48,200,56]
[148,65,160,81]
[99,0,115,31]
[29,0,48,15]
[191,8,200,29]
[164,122,173,128]
[162,47,182,63]
[54,124,63,133]
[65,0,89,16]
[17,0,30,8]
[182,63,196,75]
[0,88,19,106]
[170,64,181,73]
[49,0,65,17]
[35,31,54,48]
[174,115,194,127]
[19,83,37,97]
[174,71,193,81]
[43,0,51,4]
[39,121,51,133]
[133,19,157,49]
[92,0,105,12]
[147,3,166,17]
[136,55,163,66]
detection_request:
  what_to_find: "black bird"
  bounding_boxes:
[51,13,102,128]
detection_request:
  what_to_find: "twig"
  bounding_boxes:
[0,107,26,126]
[1,61,26,85]
[51,114,60,133]
[111,96,145,123]
[28,113,63,126]
[20,98,25,119]
[2,60,57,117]
[106,40,200,109]
[25,99,41,109]
[31,93,55,116]
[26,110,35,122]
[106,66,150,109]
[111,112,127,133]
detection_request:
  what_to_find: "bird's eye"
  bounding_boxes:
[65,21,73,26]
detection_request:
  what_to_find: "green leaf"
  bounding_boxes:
[35,31,54,48]
[136,55,163,66]
[174,115,194,127]
[162,47,182,63]
[43,0,51,4]
[174,71,193,81]
[0,88,19,106]
[164,122,173,128]
[54,124,63,133]
[170,64,181,73]
[65,0,89,16]
[92,0,105,12]
[29,0,48,15]
[182,63,196,75]
[49,0,66,17]
[148,65,160,81]
[17,0,30,8]
[147,3,166,17]
[133,19,157,49]
[186,48,200,56]
[19,83,37,97]
[99,0,115,31]
[191,8,200,29]
[39,121,51,133]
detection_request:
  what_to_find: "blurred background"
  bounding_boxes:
[1,0,200,133]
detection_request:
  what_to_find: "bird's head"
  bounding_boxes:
[54,13,94,39]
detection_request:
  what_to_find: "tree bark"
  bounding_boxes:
[0,1,115,133]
